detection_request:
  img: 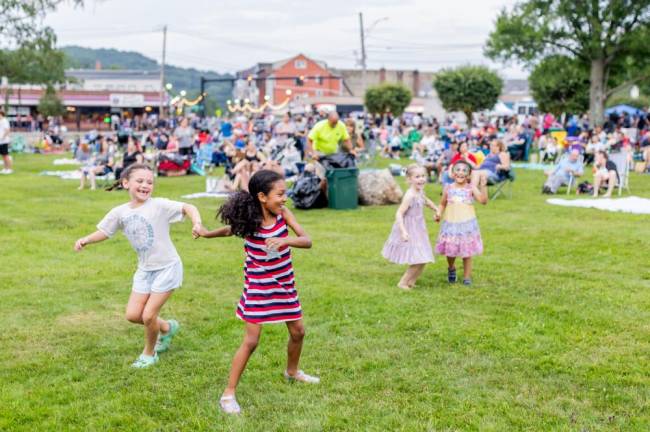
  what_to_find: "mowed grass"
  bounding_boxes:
[1,153,649,431]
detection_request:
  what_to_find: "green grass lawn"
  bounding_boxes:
[1,154,649,431]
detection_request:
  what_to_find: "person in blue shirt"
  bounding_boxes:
[542,149,584,194]
[220,118,233,139]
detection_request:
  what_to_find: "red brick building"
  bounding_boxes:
[236,54,344,107]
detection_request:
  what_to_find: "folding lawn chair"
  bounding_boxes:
[609,151,632,196]
[489,170,515,201]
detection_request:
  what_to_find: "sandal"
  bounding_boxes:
[447,267,457,283]
[219,395,241,415]
[284,370,320,384]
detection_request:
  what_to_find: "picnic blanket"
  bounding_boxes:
[53,158,81,166]
[40,170,112,181]
[547,196,650,214]
[40,170,84,180]
[181,192,230,199]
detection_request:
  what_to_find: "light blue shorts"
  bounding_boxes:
[132,261,183,294]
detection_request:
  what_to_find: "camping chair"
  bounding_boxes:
[609,151,632,196]
[10,136,26,153]
[193,142,215,176]
[489,170,515,201]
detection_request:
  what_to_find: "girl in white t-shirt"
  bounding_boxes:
[74,163,204,368]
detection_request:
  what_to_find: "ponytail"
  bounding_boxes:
[217,169,283,238]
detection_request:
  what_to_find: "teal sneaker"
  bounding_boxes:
[131,353,159,369]
[155,319,180,353]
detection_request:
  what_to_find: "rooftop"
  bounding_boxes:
[65,69,161,80]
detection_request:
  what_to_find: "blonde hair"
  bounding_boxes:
[492,139,506,152]
[405,163,426,178]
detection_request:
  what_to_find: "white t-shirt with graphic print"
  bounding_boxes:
[97,198,184,271]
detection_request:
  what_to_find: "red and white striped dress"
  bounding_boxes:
[236,215,302,324]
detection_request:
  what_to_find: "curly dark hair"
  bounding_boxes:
[218,169,284,238]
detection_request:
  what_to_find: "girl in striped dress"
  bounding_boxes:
[196,170,319,415]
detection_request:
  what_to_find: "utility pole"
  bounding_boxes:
[159,25,167,119]
[359,12,367,96]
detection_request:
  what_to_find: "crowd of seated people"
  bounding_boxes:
[65,105,648,201]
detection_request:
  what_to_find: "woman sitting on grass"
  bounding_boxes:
[74,163,203,368]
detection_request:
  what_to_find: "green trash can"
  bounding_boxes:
[326,168,359,210]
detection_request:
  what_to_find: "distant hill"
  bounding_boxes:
[62,46,233,112]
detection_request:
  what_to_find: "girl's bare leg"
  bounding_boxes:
[446,256,456,269]
[140,291,173,356]
[462,257,472,280]
[223,322,263,397]
[286,319,305,376]
[407,264,426,287]
[398,266,415,289]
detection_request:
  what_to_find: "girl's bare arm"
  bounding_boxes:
[275,207,311,249]
[74,230,109,251]
[197,225,232,238]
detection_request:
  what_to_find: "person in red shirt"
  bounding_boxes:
[450,141,478,168]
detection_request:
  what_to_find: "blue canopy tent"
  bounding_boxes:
[605,104,644,116]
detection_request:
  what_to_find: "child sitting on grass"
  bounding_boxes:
[74,163,203,368]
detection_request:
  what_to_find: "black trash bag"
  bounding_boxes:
[288,171,327,209]
[319,152,356,170]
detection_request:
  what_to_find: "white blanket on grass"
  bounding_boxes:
[53,158,81,166]
[547,196,650,214]
[40,170,83,180]
[181,192,231,199]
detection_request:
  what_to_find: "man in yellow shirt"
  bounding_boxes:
[307,111,354,159]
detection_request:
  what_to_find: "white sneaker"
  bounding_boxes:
[0,169,11,174]
[284,369,320,384]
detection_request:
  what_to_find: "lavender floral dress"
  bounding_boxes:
[382,193,434,265]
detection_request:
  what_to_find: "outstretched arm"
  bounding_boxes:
[182,203,204,238]
[74,230,109,251]
[196,225,232,238]
[424,196,439,213]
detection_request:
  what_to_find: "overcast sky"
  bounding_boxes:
[46,0,526,78]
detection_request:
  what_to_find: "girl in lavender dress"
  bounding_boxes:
[382,164,439,290]
[435,160,487,286]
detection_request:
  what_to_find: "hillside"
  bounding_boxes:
[62,46,233,112]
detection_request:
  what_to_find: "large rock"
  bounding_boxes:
[358,169,404,206]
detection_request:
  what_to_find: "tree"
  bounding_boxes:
[432,65,503,123]
[485,1,650,126]
[364,83,412,118]
[37,85,64,117]
[0,33,67,85]
[528,55,590,115]
[0,0,83,46]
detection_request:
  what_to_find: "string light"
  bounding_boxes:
[226,97,292,113]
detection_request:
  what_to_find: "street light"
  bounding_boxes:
[366,16,389,34]
[165,83,173,91]
[180,90,187,97]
